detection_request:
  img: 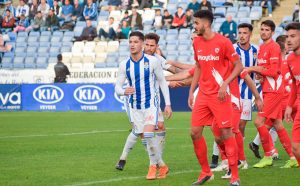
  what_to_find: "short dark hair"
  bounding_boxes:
[129,31,144,41]
[261,20,276,32]
[193,10,214,25]
[145,33,160,44]
[238,23,253,32]
[57,54,62,61]
[285,22,300,31]
[276,35,287,52]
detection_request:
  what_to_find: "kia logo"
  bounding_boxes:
[74,85,105,104]
[33,85,64,104]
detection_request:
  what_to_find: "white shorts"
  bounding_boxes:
[240,99,252,121]
[131,106,159,134]
[123,96,133,123]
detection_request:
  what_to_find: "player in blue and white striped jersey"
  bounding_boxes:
[115,31,172,180]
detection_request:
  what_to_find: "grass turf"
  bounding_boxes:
[0,112,299,186]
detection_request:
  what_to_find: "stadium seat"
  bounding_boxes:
[178,33,189,40]
[237,11,249,18]
[179,40,191,46]
[82,55,95,64]
[110,10,122,21]
[15,47,26,53]
[3,52,14,58]
[95,62,106,68]
[82,62,94,69]
[74,26,84,37]
[166,40,178,45]
[17,32,28,37]
[51,42,62,48]
[166,50,178,56]
[48,56,57,64]
[29,31,40,37]
[84,42,96,53]
[62,52,72,63]
[107,41,119,53]
[118,45,128,52]
[39,35,50,42]
[7,32,17,42]
[167,54,177,61]
[71,62,83,68]
[94,57,106,64]
[28,36,39,43]
[178,44,189,51]
[16,37,27,43]
[106,62,118,68]
[64,31,75,37]
[119,40,129,46]
[156,29,167,35]
[1,62,13,69]
[166,34,178,41]
[61,46,72,53]
[62,36,73,42]
[24,57,36,68]
[166,44,177,51]
[177,55,190,62]
[49,47,61,57]
[53,31,63,37]
[227,6,238,13]
[13,56,25,69]
[214,7,226,17]
[239,18,251,24]
[72,42,85,53]
[36,57,48,68]
[15,52,26,57]
[39,42,51,47]
[179,28,191,35]
[167,29,178,35]
[51,36,62,43]
[143,9,155,23]
[26,52,37,57]
[26,46,37,53]
[38,47,49,53]
[2,56,13,64]
[41,31,51,36]
[179,50,192,56]
[27,42,39,47]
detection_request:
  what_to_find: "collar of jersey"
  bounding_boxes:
[130,52,144,63]
[237,43,252,52]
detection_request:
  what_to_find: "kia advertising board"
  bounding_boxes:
[0,84,21,111]
[22,84,68,111]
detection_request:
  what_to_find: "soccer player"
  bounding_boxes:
[115,31,172,179]
[189,10,242,186]
[285,22,300,167]
[246,20,293,168]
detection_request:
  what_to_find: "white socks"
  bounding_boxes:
[213,141,220,156]
[253,127,278,146]
[120,132,138,160]
[144,132,165,166]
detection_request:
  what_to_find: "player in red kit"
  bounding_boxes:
[188,10,243,186]
[246,20,292,168]
[285,22,300,167]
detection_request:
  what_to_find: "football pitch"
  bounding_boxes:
[0,112,299,186]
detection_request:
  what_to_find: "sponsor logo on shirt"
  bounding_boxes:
[257,58,267,64]
[198,55,220,61]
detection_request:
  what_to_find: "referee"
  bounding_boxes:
[54,54,70,83]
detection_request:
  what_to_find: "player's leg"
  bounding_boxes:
[116,126,140,170]
[210,141,220,169]
[191,93,214,185]
[292,105,300,167]
[239,120,247,137]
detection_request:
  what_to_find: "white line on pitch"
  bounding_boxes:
[65,169,199,186]
[0,128,190,139]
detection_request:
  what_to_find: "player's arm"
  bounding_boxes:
[167,60,195,70]
[188,63,200,109]
[285,66,297,122]
[115,63,135,96]
[154,60,172,119]
[165,70,192,81]
[243,71,263,112]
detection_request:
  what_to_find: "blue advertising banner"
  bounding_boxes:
[0,84,22,111]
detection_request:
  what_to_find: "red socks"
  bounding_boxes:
[217,143,227,161]
[224,136,239,182]
[236,132,246,161]
[277,128,293,157]
[296,156,300,166]
[257,125,272,156]
[193,136,211,174]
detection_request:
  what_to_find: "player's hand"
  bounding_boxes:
[169,81,184,88]
[164,105,172,119]
[188,92,194,110]
[218,83,228,102]
[124,87,135,95]
[284,106,293,123]
[254,97,263,112]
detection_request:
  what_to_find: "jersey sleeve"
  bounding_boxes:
[260,44,281,77]
[224,38,240,63]
[158,55,172,70]
[115,62,127,96]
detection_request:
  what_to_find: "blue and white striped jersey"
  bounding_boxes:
[234,43,258,99]
[115,53,171,110]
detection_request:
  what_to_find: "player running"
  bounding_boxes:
[188,10,243,186]
[115,31,172,180]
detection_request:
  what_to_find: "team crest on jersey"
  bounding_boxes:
[144,62,149,70]
[215,48,220,53]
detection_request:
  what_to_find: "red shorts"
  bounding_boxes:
[258,92,283,120]
[292,99,300,142]
[212,104,241,137]
[192,92,232,129]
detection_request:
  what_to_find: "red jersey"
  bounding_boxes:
[193,33,239,95]
[257,40,283,93]
[282,57,292,103]
[287,52,300,105]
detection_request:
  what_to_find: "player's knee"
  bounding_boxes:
[292,143,300,156]
[157,122,165,131]
[220,128,233,139]
[214,137,222,144]
[190,129,202,140]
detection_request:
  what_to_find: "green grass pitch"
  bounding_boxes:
[0,112,299,186]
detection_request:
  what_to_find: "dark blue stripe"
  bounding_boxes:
[252,46,257,66]
[134,60,141,109]
[126,59,134,108]
[144,57,151,109]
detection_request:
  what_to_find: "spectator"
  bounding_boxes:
[13,14,30,32]
[219,15,237,43]
[128,7,143,30]
[120,0,130,10]
[99,17,116,40]
[38,0,51,19]
[53,0,62,17]
[187,0,200,13]
[61,0,74,22]
[54,54,70,83]
[171,7,186,29]
[153,9,163,30]
[74,19,97,41]
[120,10,130,24]
[223,0,233,6]
[3,1,15,18]
[244,0,254,7]
[48,0,54,8]
[16,0,30,19]
[156,0,167,8]
[117,20,131,39]
[261,0,272,17]
[2,10,15,32]
[183,9,193,29]
[26,11,46,32]
[162,9,173,29]
[139,0,152,9]
[45,8,60,31]
[293,3,300,22]
[72,0,84,22]
[199,0,212,12]
[83,0,98,21]
[29,0,39,21]
[108,0,121,10]
[0,34,12,53]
